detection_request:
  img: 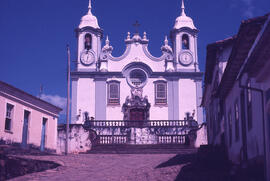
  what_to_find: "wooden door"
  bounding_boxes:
[130,109,145,121]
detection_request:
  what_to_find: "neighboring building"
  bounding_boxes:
[71,0,203,124]
[202,13,270,180]
[70,0,206,146]
[0,81,62,152]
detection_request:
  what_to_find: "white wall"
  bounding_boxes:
[179,79,197,120]
[106,77,168,120]
[76,78,95,123]
[224,74,264,163]
[0,94,58,151]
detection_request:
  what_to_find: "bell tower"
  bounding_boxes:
[171,0,199,71]
[76,0,103,71]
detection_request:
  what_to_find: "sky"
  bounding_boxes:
[0,0,269,120]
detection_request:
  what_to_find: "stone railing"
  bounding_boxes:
[86,120,193,128]
[157,135,187,144]
[98,135,128,145]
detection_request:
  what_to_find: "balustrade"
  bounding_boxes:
[90,120,190,128]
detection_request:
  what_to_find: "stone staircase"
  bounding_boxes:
[87,144,197,154]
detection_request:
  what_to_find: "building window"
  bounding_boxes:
[5,103,14,131]
[247,80,252,130]
[228,110,232,146]
[235,101,240,141]
[154,81,167,105]
[182,34,189,50]
[84,33,92,50]
[107,81,120,105]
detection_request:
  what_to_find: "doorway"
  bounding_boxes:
[40,118,47,151]
[130,108,145,121]
[21,110,30,148]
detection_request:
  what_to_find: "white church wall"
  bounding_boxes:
[76,78,95,123]
[146,78,168,120]
[105,77,168,120]
[106,78,127,120]
[179,79,197,120]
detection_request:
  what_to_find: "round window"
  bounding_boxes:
[128,69,147,88]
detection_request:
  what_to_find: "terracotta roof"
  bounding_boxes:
[0,80,62,114]
[245,16,270,76]
[217,14,269,100]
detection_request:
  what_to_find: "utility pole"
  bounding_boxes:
[65,45,71,155]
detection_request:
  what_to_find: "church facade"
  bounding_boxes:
[71,0,203,125]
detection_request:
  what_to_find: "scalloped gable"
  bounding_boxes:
[100,33,173,73]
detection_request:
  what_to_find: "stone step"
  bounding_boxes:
[87,144,197,154]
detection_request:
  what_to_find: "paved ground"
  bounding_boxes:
[10,154,186,181]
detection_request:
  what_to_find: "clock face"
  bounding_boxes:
[179,52,193,66]
[80,51,95,66]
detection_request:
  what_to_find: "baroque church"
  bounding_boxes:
[71,0,203,125]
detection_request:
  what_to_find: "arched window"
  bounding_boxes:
[154,81,167,105]
[182,34,189,50]
[84,33,92,50]
[107,81,120,105]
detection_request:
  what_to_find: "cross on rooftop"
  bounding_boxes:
[133,20,140,34]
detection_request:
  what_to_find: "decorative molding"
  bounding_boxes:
[122,88,151,120]
[99,33,174,64]
[75,27,103,38]
[142,45,166,62]
[71,70,204,79]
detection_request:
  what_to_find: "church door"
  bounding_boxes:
[130,109,145,121]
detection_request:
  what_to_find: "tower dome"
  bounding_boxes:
[79,0,100,29]
[173,0,196,30]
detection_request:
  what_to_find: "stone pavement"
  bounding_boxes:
[10,154,187,181]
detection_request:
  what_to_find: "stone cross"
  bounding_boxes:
[133,20,140,34]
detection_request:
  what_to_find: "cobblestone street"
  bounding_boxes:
[10,154,186,181]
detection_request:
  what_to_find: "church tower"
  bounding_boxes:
[71,0,203,126]
[171,0,199,71]
[76,0,103,71]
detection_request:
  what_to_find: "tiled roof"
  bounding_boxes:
[217,14,269,99]
[245,16,270,77]
[0,81,62,114]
